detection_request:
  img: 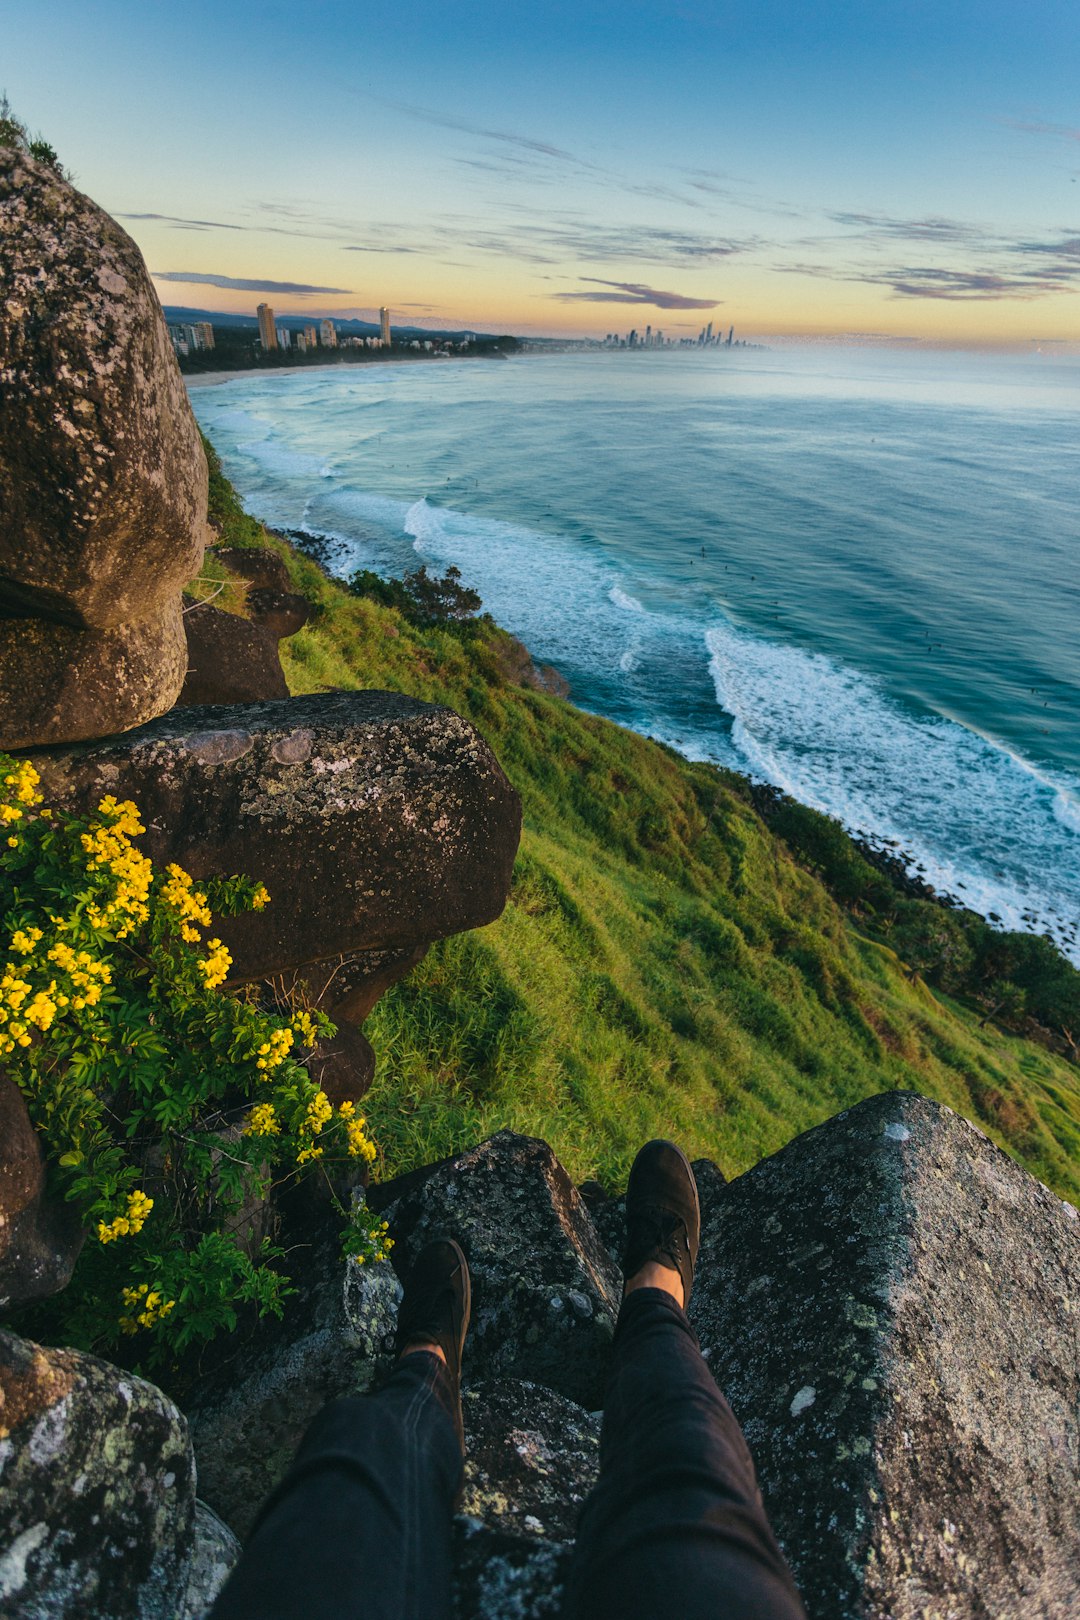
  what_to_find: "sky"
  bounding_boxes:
[5,0,1080,342]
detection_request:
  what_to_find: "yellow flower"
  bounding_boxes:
[251,883,271,910]
[243,1102,281,1137]
[198,939,232,990]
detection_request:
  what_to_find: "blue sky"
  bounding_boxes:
[5,0,1080,340]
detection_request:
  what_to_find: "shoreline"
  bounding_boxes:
[184,351,513,390]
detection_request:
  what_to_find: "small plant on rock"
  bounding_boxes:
[1,755,391,1362]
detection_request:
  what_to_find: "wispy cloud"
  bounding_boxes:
[828,211,983,245]
[119,211,243,232]
[1004,118,1080,144]
[553,278,720,309]
[153,271,354,295]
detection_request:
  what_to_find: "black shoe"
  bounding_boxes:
[622,1140,700,1306]
[394,1238,471,1451]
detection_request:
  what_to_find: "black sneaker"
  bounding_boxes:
[622,1140,701,1306]
[394,1238,471,1451]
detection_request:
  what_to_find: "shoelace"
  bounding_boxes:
[630,1205,688,1273]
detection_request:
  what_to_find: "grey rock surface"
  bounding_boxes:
[0,1077,84,1309]
[0,599,187,751]
[187,1235,400,1539]
[690,1090,1080,1620]
[178,1502,240,1620]
[32,690,522,983]
[0,1329,195,1619]
[453,1378,599,1620]
[379,1131,621,1407]
[0,148,206,631]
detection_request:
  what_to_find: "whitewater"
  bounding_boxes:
[190,345,1080,962]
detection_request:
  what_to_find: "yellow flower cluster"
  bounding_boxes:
[243,1101,281,1137]
[256,1027,293,1072]
[160,863,212,944]
[199,938,232,990]
[1,762,42,846]
[98,1188,154,1245]
[81,798,152,940]
[291,1009,317,1048]
[355,1221,393,1265]
[296,1088,333,1164]
[251,884,271,910]
[119,1283,176,1335]
[337,1100,378,1163]
[47,942,112,1010]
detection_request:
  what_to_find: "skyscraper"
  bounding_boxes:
[380,306,391,346]
[320,319,338,349]
[257,304,277,351]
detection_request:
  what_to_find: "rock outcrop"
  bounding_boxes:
[0,1331,196,1619]
[0,1078,84,1310]
[3,1095,1078,1618]
[0,148,207,746]
[177,598,289,706]
[377,1132,622,1407]
[689,1091,1080,1620]
[31,690,523,984]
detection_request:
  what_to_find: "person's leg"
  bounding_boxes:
[209,1352,462,1620]
[210,1238,471,1620]
[564,1142,806,1620]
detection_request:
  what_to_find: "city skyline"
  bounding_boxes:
[5,1,1080,346]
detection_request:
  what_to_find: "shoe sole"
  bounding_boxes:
[444,1236,472,1366]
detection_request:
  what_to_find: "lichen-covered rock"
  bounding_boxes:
[689,1091,1080,1620]
[178,1502,240,1620]
[378,1132,621,1407]
[0,149,206,631]
[0,600,187,750]
[0,1077,84,1309]
[32,690,522,982]
[187,1233,400,1539]
[453,1379,598,1620]
[178,598,288,706]
[0,1329,195,1619]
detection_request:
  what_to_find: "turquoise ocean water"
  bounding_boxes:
[191,346,1080,961]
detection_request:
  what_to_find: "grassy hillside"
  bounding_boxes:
[199,443,1080,1202]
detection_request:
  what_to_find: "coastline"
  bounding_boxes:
[184,350,515,390]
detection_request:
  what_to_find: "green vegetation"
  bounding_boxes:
[0,95,65,174]
[204,438,1080,1203]
[2,757,389,1362]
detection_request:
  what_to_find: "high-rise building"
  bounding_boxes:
[257,304,278,351]
[276,327,292,349]
[193,321,215,350]
[380,306,391,346]
[320,319,338,349]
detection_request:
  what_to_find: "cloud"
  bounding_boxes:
[828,211,983,245]
[152,271,354,295]
[1004,118,1080,143]
[784,261,1080,301]
[552,278,721,309]
[119,212,243,231]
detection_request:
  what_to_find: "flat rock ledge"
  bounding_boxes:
[3,1093,1078,1619]
[30,690,523,983]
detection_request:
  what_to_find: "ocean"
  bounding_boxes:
[190,345,1080,962]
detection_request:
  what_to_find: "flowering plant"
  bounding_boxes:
[1,755,391,1360]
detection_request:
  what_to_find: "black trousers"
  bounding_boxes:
[210,1288,806,1620]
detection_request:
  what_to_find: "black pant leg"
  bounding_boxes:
[565,1288,806,1620]
[210,1351,462,1620]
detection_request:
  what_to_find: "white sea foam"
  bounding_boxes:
[705,623,1080,959]
[609,584,645,613]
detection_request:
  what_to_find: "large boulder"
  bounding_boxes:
[0,600,187,750]
[0,1329,196,1619]
[377,1132,622,1407]
[31,691,522,982]
[689,1091,1080,1620]
[178,598,288,707]
[0,1077,84,1309]
[0,149,206,631]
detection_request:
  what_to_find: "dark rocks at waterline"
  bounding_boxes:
[0,1078,84,1310]
[0,1331,196,1619]
[177,597,289,707]
[690,1091,1080,1620]
[376,1131,622,1409]
[0,600,188,751]
[30,690,523,984]
[0,150,207,633]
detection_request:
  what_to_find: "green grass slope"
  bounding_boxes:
[201,444,1080,1202]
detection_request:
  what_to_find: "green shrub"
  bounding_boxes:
[2,757,390,1362]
